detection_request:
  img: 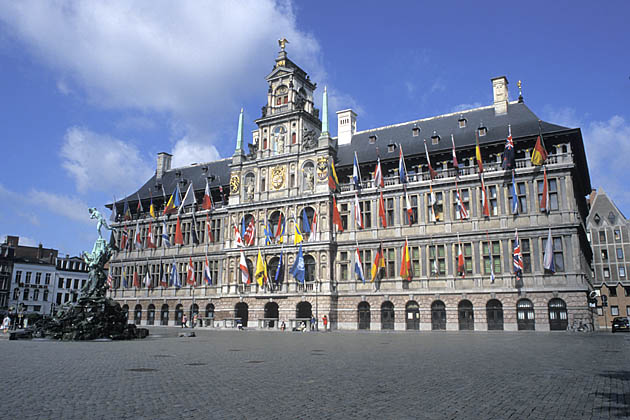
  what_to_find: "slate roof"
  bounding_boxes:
[336,101,570,166]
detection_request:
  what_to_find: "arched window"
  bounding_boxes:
[458,300,474,331]
[175,304,184,326]
[235,302,248,327]
[486,299,503,331]
[304,255,316,283]
[205,303,215,319]
[275,85,288,105]
[302,161,315,192]
[161,304,169,326]
[358,301,371,330]
[268,211,285,244]
[272,125,287,154]
[13,288,19,300]
[406,301,420,330]
[517,299,535,330]
[381,301,395,330]
[299,207,316,240]
[147,304,155,326]
[122,304,129,321]
[548,298,568,330]
[291,132,296,144]
[431,300,446,330]
[267,256,283,286]
[296,301,312,319]
[240,214,256,246]
[134,304,143,325]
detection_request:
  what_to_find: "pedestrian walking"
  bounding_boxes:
[182,314,187,328]
[192,314,198,329]
[281,321,286,331]
[310,316,316,331]
[322,315,328,331]
[2,315,10,333]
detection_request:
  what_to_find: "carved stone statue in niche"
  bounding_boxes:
[246,179,255,201]
[302,127,317,151]
[277,135,285,154]
[304,165,315,191]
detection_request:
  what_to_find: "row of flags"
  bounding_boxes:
[111,255,215,289]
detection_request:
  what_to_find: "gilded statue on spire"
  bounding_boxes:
[278,38,289,51]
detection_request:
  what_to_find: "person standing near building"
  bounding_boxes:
[181,314,187,328]
[322,315,328,331]
[2,314,10,333]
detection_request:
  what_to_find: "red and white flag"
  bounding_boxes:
[451,134,459,171]
[202,178,213,210]
[244,218,256,246]
[480,174,490,217]
[456,187,469,219]
[106,272,113,288]
[146,222,156,249]
[186,257,196,286]
[309,210,318,242]
[234,225,244,248]
[354,193,363,229]
[457,242,465,277]
[374,157,384,188]
[404,188,414,226]
[206,214,214,243]
[239,251,250,284]
[134,220,143,250]
[378,191,387,228]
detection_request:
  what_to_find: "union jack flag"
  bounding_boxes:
[513,229,523,282]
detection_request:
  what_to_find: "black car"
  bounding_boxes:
[611,317,630,333]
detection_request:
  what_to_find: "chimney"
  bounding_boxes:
[336,109,357,145]
[491,76,509,115]
[156,152,172,181]
[6,236,19,247]
[37,244,43,259]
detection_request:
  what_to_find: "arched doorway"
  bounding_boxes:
[486,299,504,330]
[205,303,215,319]
[122,304,129,322]
[264,302,279,328]
[235,302,248,327]
[134,304,142,325]
[548,298,568,330]
[296,301,312,319]
[160,304,169,326]
[175,304,184,326]
[381,301,395,330]
[405,301,420,330]
[147,304,155,326]
[358,301,371,330]
[431,300,446,330]
[458,300,474,330]
[517,299,535,330]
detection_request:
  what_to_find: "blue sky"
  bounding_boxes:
[0,1,628,255]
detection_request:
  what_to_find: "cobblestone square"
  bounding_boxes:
[1,329,629,419]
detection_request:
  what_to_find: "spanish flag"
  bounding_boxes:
[531,135,548,166]
[399,237,412,281]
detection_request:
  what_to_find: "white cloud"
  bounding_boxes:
[17,211,40,226]
[0,1,342,145]
[452,102,483,113]
[544,107,630,212]
[60,126,153,194]
[170,137,220,168]
[114,116,157,132]
[28,190,91,224]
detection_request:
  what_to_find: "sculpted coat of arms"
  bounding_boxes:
[230,174,240,194]
[271,166,286,190]
[317,157,328,181]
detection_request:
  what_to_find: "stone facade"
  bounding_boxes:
[108,47,594,332]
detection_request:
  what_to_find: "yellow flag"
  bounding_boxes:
[149,203,156,218]
[255,249,265,287]
[294,224,303,245]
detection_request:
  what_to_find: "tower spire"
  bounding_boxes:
[235,108,244,154]
[320,86,329,138]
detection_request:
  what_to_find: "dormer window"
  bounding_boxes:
[369,135,377,144]
[478,125,487,136]
[412,126,420,137]
[458,116,467,128]
[431,131,440,145]
[387,143,396,153]
[594,213,601,225]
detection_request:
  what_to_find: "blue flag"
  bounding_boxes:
[301,209,311,234]
[275,250,284,284]
[171,260,181,289]
[290,244,305,283]
[352,152,361,190]
[511,171,519,215]
[264,223,273,245]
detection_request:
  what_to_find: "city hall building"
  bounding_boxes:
[107,44,594,331]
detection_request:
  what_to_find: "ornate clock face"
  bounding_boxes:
[271,166,286,190]
[230,175,240,194]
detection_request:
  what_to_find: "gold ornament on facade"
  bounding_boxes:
[230,175,240,194]
[271,165,286,190]
[317,156,328,181]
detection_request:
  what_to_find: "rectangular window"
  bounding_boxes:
[482,241,502,275]
[360,201,372,229]
[604,267,610,278]
[56,293,62,305]
[35,273,42,285]
[25,272,32,284]
[452,189,470,220]
[428,245,446,276]
[602,250,608,261]
[15,271,22,283]
[23,289,29,301]
[58,277,64,289]
[485,185,498,216]
[385,197,395,227]
[542,236,564,272]
[509,182,528,213]
[411,246,421,277]
[73,279,80,289]
[428,191,444,222]
[620,267,626,278]
[520,239,531,273]
[617,248,623,259]
[599,231,606,242]
[624,286,630,297]
[43,290,48,302]
[45,273,51,285]
[609,286,617,297]
[614,229,621,241]
[33,289,39,301]
[340,203,349,230]
[339,251,348,282]
[455,243,473,275]
[611,306,619,316]
[626,306,630,316]
[596,306,603,316]
[359,250,372,281]
[66,278,71,289]
[385,248,396,278]
[537,178,559,211]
